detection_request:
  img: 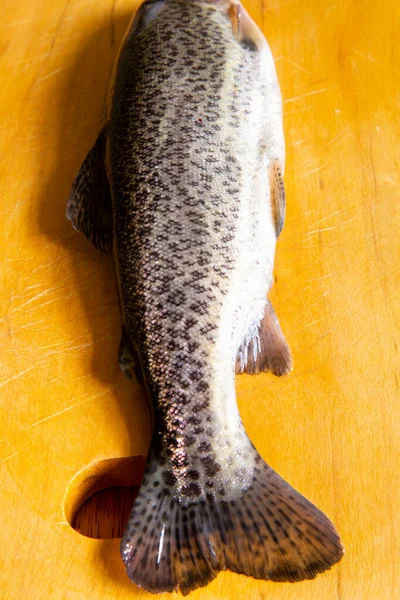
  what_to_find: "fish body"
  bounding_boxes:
[67,0,343,594]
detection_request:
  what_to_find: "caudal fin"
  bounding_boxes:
[120,451,344,595]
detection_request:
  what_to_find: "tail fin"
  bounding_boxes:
[121,451,343,595]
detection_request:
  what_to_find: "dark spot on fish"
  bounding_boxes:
[198,441,211,452]
[182,482,201,497]
[188,341,200,353]
[184,317,197,330]
[183,434,196,447]
[201,455,221,477]
[193,400,209,412]
[162,471,177,486]
[196,380,209,392]
[193,426,204,435]
[189,370,202,382]
[187,415,202,425]
[240,38,258,52]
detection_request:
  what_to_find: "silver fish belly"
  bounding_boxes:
[67,0,343,595]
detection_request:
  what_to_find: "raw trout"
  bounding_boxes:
[67,0,343,594]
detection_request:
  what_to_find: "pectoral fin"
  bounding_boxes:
[66,128,113,254]
[270,158,286,238]
[236,300,292,376]
[228,1,266,52]
[126,0,166,39]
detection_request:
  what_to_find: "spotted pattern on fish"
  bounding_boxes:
[111,0,280,503]
[67,0,343,594]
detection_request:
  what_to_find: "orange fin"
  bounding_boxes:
[236,300,292,376]
[270,158,286,238]
[228,1,266,51]
[121,446,343,595]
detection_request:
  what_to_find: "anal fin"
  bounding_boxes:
[236,300,292,376]
[66,128,113,254]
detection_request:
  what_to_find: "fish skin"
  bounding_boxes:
[110,0,284,499]
[67,0,343,594]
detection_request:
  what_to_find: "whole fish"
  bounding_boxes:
[67,0,343,594]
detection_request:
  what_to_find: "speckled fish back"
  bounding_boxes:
[111,0,279,498]
[66,2,343,593]
[102,0,344,594]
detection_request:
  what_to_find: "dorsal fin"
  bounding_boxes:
[66,128,113,254]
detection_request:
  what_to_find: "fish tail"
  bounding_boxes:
[121,446,343,595]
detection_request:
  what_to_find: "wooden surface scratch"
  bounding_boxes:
[0,0,399,599]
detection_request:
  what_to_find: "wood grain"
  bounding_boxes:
[73,486,138,540]
[1,1,399,598]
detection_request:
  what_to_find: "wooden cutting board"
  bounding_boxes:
[1,1,399,598]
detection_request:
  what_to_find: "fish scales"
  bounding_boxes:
[112,0,277,501]
[67,0,343,594]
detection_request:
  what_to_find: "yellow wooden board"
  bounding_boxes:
[1,0,399,598]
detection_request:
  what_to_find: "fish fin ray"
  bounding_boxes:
[228,1,265,52]
[66,128,113,254]
[270,158,286,238]
[121,448,218,595]
[236,300,292,376]
[128,0,166,38]
[121,446,343,595]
